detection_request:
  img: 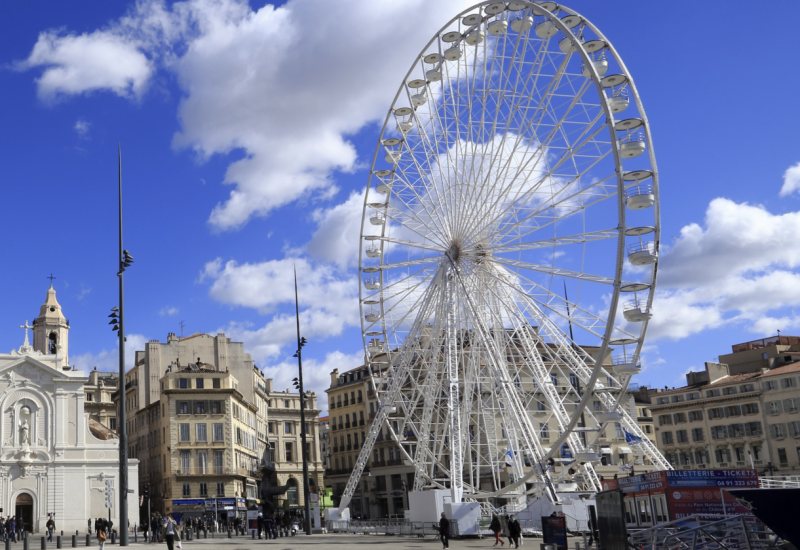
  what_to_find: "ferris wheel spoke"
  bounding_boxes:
[377,255,443,272]
[489,256,616,285]
[486,227,619,255]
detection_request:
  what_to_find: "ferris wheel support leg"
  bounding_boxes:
[444,264,464,503]
[338,272,444,512]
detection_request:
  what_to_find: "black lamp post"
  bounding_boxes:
[292,266,312,535]
[114,146,133,546]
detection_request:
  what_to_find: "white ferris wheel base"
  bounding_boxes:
[325,507,350,522]
[406,491,482,536]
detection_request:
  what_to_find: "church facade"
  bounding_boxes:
[0,286,138,533]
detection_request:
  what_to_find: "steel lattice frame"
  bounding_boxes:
[339,0,669,512]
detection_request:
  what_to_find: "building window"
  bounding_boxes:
[216,482,225,497]
[179,379,189,389]
[714,448,731,464]
[213,423,223,441]
[782,378,797,389]
[671,394,684,403]
[213,378,221,389]
[767,401,783,415]
[661,432,673,445]
[763,380,778,391]
[196,401,206,414]
[722,386,737,395]
[86,393,93,402]
[285,442,293,462]
[199,482,207,496]
[691,428,704,441]
[109,419,117,431]
[540,423,549,440]
[211,401,221,414]
[790,422,800,437]
[710,426,727,439]
[740,384,755,393]
[745,422,763,436]
[179,402,189,415]
[784,399,799,413]
[284,422,292,435]
[268,442,275,463]
[778,448,788,466]
[770,423,788,439]
[688,410,703,422]
[182,483,190,497]
[180,424,190,442]
[197,423,207,442]
[658,415,672,426]
[268,422,274,434]
[676,430,688,443]
[674,413,687,423]
[181,451,191,472]
[706,389,720,398]
[285,400,290,408]
[196,378,205,389]
[376,476,387,492]
[214,450,224,474]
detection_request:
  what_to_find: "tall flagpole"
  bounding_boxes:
[117,145,130,545]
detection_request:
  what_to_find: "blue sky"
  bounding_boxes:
[2,0,800,410]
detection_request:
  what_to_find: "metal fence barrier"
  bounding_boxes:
[326,519,459,537]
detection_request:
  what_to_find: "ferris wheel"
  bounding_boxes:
[340,0,669,511]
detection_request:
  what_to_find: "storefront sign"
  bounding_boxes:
[665,470,759,488]
[173,500,205,507]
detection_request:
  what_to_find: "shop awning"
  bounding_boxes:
[619,446,632,454]
[600,448,613,454]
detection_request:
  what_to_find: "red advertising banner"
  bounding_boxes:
[666,486,752,519]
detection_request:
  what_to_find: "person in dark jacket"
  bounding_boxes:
[507,515,522,548]
[46,515,55,542]
[439,512,450,549]
[490,513,503,546]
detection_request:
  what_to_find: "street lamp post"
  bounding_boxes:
[292,267,312,535]
[114,146,134,545]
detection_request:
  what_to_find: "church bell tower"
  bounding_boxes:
[33,283,70,369]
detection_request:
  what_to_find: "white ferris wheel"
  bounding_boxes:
[340,0,669,511]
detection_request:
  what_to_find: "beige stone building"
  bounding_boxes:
[85,368,119,430]
[264,379,324,512]
[649,335,800,475]
[122,364,260,523]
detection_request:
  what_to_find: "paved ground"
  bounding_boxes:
[90,533,579,548]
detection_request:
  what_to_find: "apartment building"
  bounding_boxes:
[632,386,660,447]
[263,379,324,512]
[649,335,800,475]
[122,365,260,523]
[85,368,119,430]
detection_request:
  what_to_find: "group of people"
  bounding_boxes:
[490,513,523,549]
[0,516,24,542]
[255,512,299,538]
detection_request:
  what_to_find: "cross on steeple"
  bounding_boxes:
[20,320,33,350]
[47,274,56,287]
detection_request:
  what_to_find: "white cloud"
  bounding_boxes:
[77,284,91,300]
[262,350,364,414]
[72,333,147,372]
[307,190,378,269]
[647,198,800,341]
[201,256,360,358]
[780,162,800,197]
[22,0,475,229]
[74,119,90,139]
[22,30,153,100]
[159,306,179,317]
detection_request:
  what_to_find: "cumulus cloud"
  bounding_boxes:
[159,306,179,316]
[780,162,800,197]
[21,0,475,229]
[21,30,153,100]
[262,350,365,413]
[647,198,800,341]
[72,333,147,372]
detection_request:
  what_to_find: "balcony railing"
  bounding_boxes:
[176,466,230,476]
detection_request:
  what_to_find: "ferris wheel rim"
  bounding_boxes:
[349,0,666,506]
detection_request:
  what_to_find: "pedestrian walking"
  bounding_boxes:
[439,512,451,549]
[508,515,521,549]
[96,518,108,550]
[46,514,55,542]
[8,517,16,543]
[491,513,504,546]
[160,514,181,550]
[88,519,91,534]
